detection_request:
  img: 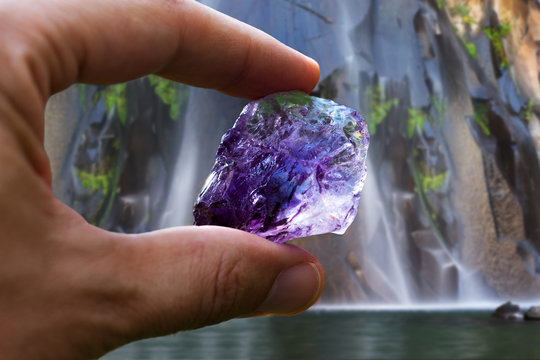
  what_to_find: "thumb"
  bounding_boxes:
[120,226,324,335]
[0,198,324,359]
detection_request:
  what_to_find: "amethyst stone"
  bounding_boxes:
[193,91,369,243]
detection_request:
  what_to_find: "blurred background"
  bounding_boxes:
[45,0,540,306]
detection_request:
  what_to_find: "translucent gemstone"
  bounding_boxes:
[193,91,369,243]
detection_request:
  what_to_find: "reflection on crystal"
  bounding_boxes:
[193,91,369,243]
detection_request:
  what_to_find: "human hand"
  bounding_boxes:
[0,0,323,358]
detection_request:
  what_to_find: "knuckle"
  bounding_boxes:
[206,254,244,323]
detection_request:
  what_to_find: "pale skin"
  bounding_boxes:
[0,0,324,358]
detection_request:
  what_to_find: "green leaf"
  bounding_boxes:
[103,83,128,125]
[451,4,469,17]
[465,42,477,58]
[407,108,425,139]
[148,75,188,120]
[77,84,87,111]
[482,20,512,69]
[365,85,398,135]
[421,172,448,193]
[75,169,112,195]
[275,90,311,109]
[522,97,536,123]
[473,102,490,136]
[431,95,447,126]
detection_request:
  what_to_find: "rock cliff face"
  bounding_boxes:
[45,0,540,304]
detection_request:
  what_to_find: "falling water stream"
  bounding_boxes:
[45,0,540,306]
[42,0,540,358]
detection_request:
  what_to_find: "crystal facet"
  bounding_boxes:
[193,91,369,243]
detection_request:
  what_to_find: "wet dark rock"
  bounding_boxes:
[492,301,523,320]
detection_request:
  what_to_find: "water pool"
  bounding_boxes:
[102,309,540,359]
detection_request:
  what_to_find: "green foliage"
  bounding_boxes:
[410,159,448,245]
[103,83,128,125]
[274,89,311,109]
[465,41,478,58]
[112,138,121,151]
[407,108,426,139]
[79,76,188,124]
[76,84,100,111]
[436,0,445,9]
[522,97,536,123]
[75,156,122,227]
[483,20,512,68]
[447,3,477,58]
[97,154,123,228]
[451,4,469,17]
[75,169,112,195]
[455,33,477,58]
[77,84,87,111]
[365,85,399,135]
[450,3,475,24]
[148,75,187,119]
[431,95,447,126]
[473,102,490,136]
[420,172,447,193]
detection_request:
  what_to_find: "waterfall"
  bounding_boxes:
[45,0,540,305]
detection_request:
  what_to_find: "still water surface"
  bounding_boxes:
[103,309,540,359]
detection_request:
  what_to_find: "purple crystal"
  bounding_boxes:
[193,91,369,243]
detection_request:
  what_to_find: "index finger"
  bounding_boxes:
[2,0,320,100]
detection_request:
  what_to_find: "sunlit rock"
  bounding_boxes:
[524,306,540,321]
[193,91,369,243]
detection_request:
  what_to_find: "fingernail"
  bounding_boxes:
[256,262,322,315]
